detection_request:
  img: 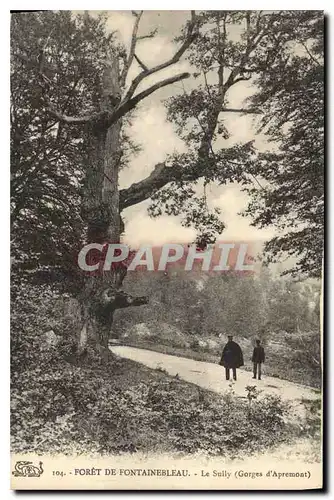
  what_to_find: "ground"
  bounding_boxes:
[11,338,321,461]
[109,345,319,404]
[109,344,322,459]
[115,330,321,388]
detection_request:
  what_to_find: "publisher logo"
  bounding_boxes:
[12,461,44,478]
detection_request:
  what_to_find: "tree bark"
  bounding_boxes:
[79,55,147,355]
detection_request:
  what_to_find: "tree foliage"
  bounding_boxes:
[162,11,324,275]
[244,11,324,277]
[11,11,115,273]
[118,265,320,338]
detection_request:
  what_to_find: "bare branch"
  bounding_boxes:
[225,13,277,92]
[249,173,265,190]
[124,10,197,101]
[49,71,191,128]
[137,28,158,41]
[195,13,229,160]
[221,107,262,114]
[110,72,190,125]
[120,10,143,87]
[245,11,251,51]
[255,11,263,32]
[128,71,190,106]
[120,157,204,210]
[216,12,225,99]
[119,163,179,210]
[47,107,93,124]
[233,75,252,84]
[16,12,196,132]
[300,40,322,67]
[134,53,148,72]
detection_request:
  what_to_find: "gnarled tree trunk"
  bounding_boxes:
[78,56,147,356]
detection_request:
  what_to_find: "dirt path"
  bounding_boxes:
[109,345,321,466]
[109,345,319,405]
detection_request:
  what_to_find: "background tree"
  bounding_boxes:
[11,11,88,274]
[162,11,323,278]
[115,265,320,342]
[243,11,324,278]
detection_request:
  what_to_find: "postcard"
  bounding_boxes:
[10,9,323,490]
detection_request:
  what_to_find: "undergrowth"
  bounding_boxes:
[11,281,319,458]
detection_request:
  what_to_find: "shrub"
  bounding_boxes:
[11,354,292,458]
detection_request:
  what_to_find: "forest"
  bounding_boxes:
[11,10,323,458]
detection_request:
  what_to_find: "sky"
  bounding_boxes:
[98,11,278,248]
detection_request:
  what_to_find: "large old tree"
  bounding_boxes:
[11,10,323,354]
[11,10,199,353]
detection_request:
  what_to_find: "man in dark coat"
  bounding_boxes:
[219,335,244,381]
[252,339,265,380]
